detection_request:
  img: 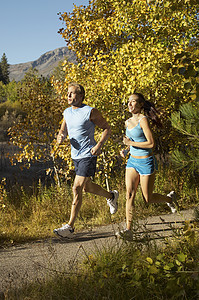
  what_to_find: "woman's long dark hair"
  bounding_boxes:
[133,93,162,128]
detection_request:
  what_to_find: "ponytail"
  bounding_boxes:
[133,93,162,128]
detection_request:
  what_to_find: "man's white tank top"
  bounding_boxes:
[63,104,96,159]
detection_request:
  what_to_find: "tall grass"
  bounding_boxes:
[1,163,199,299]
[0,163,198,246]
[5,218,199,300]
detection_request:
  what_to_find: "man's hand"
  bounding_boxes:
[90,143,102,156]
[90,108,111,148]
[57,133,65,145]
[57,120,67,145]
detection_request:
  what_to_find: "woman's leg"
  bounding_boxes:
[125,168,140,230]
[140,172,173,204]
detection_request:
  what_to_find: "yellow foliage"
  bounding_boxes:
[8,1,198,180]
[53,0,198,178]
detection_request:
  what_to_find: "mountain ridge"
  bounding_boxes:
[9,47,76,82]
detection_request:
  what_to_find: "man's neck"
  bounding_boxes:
[72,103,83,109]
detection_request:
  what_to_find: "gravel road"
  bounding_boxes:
[0,208,196,295]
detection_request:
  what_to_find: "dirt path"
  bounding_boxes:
[0,208,196,294]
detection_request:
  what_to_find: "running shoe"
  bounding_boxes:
[53,224,75,239]
[107,190,119,214]
[116,229,134,241]
[166,191,177,213]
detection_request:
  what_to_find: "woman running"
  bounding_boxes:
[117,92,177,240]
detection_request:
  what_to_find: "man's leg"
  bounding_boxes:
[83,178,112,198]
[53,175,89,238]
[54,157,118,238]
[83,178,118,214]
[68,175,89,228]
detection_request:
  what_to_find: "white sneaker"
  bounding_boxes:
[166,191,177,213]
[107,190,119,214]
[53,224,75,239]
[116,229,133,241]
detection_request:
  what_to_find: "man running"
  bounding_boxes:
[53,82,119,238]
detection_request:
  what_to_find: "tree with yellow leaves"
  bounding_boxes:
[8,0,198,184]
[9,69,63,174]
[52,0,198,180]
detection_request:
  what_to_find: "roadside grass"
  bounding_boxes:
[0,163,198,246]
[4,213,199,300]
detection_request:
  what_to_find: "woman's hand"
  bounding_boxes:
[123,136,132,146]
[120,149,129,158]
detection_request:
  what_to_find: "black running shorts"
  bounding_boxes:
[73,156,97,177]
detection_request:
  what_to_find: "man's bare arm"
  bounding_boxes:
[57,119,68,144]
[90,108,111,155]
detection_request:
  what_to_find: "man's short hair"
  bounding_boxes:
[68,82,85,101]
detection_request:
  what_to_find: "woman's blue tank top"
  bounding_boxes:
[126,116,152,156]
[63,104,96,159]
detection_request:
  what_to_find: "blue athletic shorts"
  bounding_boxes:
[73,156,97,177]
[126,155,158,175]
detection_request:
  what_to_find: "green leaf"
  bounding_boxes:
[146,257,153,265]
[156,254,164,261]
[149,265,159,274]
[175,259,182,266]
[177,253,187,262]
[164,265,171,271]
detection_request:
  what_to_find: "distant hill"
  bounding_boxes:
[9,47,76,82]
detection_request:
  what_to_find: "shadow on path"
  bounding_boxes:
[51,230,115,244]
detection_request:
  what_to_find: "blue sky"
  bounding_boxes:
[0,0,89,65]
